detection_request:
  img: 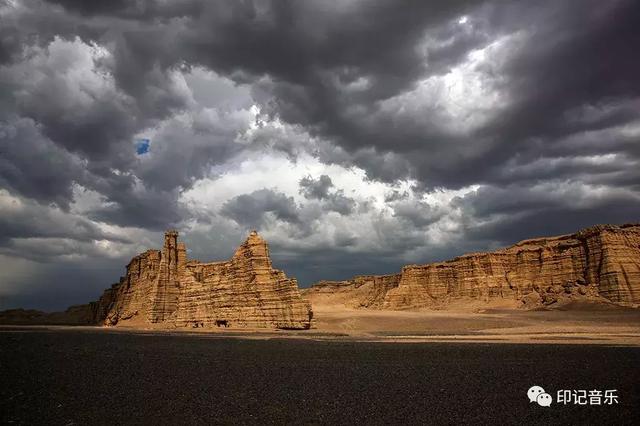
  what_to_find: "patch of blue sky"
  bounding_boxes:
[135,138,150,155]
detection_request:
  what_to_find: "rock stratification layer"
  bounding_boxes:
[61,231,311,329]
[303,224,640,310]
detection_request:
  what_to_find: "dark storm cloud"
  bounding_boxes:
[455,183,639,221]
[2,0,196,211]
[87,186,184,230]
[186,0,637,194]
[220,189,300,228]
[0,193,120,244]
[0,0,247,230]
[271,247,403,287]
[44,0,145,17]
[136,111,247,192]
[392,201,443,228]
[44,0,202,20]
[34,0,481,163]
[0,0,638,309]
[299,175,356,215]
[3,0,638,198]
[453,182,640,248]
[0,0,532,221]
[324,193,356,216]
[0,117,84,208]
[0,255,128,311]
[448,0,640,189]
[6,0,638,189]
[299,175,333,200]
[224,0,639,244]
[1,35,186,169]
[459,198,640,251]
[1,237,110,262]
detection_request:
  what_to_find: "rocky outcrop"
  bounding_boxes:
[3,223,638,325]
[100,230,312,329]
[304,224,640,310]
[3,231,313,329]
[174,231,313,329]
[303,275,401,309]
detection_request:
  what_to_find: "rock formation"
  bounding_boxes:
[303,224,640,310]
[0,231,313,329]
[2,223,638,327]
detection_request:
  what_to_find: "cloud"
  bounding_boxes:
[3,36,140,164]
[0,189,119,245]
[392,200,444,227]
[299,175,333,200]
[0,0,638,310]
[452,181,640,247]
[0,117,85,208]
[220,189,300,228]
[299,174,356,215]
[324,192,356,216]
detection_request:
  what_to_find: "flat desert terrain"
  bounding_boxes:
[3,303,639,423]
[1,328,639,424]
[307,301,640,345]
[3,301,638,345]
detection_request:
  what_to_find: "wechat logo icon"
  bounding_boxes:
[528,385,552,407]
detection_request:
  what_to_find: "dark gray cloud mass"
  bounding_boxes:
[299,175,356,215]
[221,189,300,228]
[300,175,333,200]
[0,0,638,310]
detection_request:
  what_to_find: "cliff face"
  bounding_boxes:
[302,275,401,309]
[304,224,640,310]
[89,231,312,329]
[175,232,313,329]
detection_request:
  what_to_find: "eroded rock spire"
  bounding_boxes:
[92,230,312,329]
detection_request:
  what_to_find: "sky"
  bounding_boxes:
[1,0,639,311]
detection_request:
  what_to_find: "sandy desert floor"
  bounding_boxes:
[4,301,638,346]
[305,301,640,345]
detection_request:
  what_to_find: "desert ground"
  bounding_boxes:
[306,301,640,345]
[1,328,639,424]
[3,300,639,345]
[2,305,640,424]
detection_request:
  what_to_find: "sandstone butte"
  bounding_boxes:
[0,231,313,329]
[302,224,640,310]
[2,223,639,328]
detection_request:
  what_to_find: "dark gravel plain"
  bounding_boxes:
[1,328,639,425]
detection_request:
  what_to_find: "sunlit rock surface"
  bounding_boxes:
[304,224,640,310]
[98,230,313,329]
[0,231,313,329]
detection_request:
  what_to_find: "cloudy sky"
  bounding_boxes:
[1,0,639,311]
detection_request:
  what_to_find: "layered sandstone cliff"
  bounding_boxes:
[5,231,313,329]
[303,224,640,310]
[174,232,313,329]
[99,230,312,328]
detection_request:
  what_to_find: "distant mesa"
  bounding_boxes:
[1,223,639,328]
[302,223,640,311]
[0,231,313,329]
